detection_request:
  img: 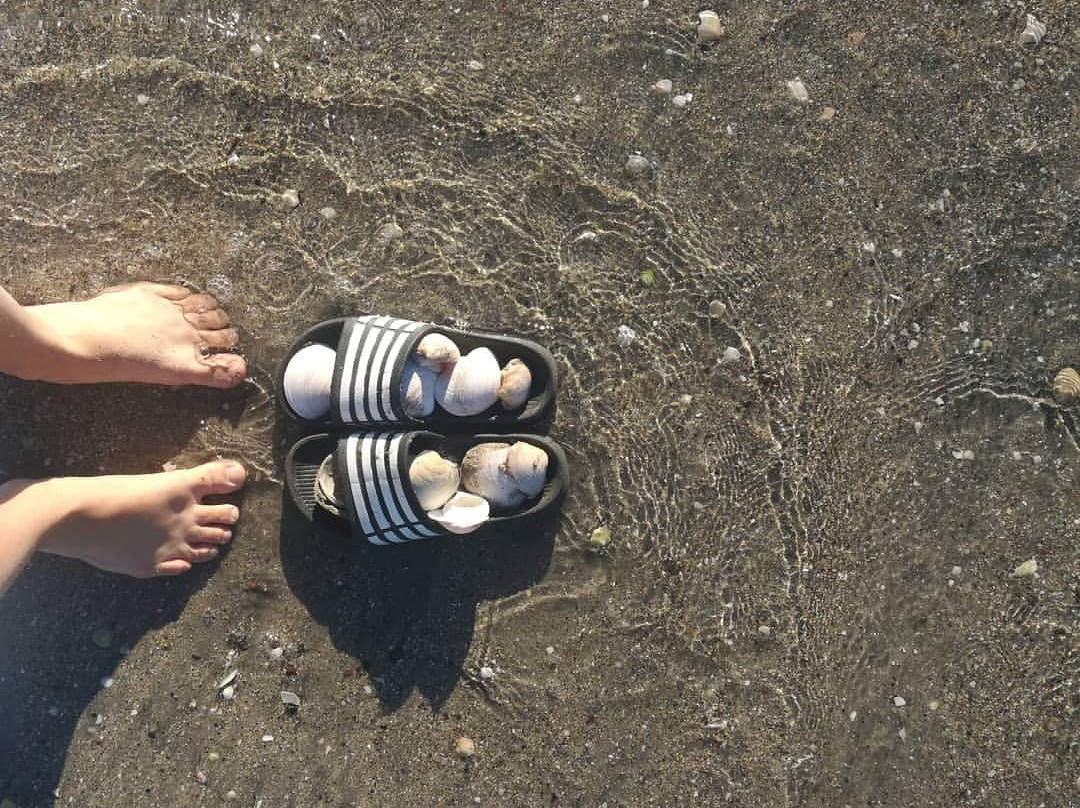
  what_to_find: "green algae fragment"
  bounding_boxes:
[589,526,611,549]
[91,627,113,649]
[639,269,656,287]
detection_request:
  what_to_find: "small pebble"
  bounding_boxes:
[545,646,555,655]
[1011,559,1037,578]
[696,10,724,43]
[589,526,611,548]
[786,79,810,103]
[672,93,692,108]
[281,690,301,709]
[893,696,906,707]
[377,222,404,243]
[225,790,239,802]
[709,300,727,317]
[319,206,337,221]
[455,736,477,758]
[616,325,636,347]
[466,60,484,71]
[261,734,275,743]
[625,154,651,175]
[950,566,962,577]
[195,770,208,785]
[651,79,673,94]
[274,189,300,210]
[819,106,836,122]
[479,666,495,681]
[221,685,236,701]
[136,93,150,105]
[721,346,742,364]
[249,43,263,57]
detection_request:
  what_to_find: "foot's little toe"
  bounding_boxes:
[200,353,248,388]
[190,460,247,497]
[154,558,193,576]
[196,503,240,526]
[185,308,230,330]
[198,328,240,350]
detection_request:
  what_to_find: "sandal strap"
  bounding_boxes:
[336,432,442,545]
[333,316,427,424]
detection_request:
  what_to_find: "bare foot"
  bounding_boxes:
[34,460,247,578]
[25,282,247,387]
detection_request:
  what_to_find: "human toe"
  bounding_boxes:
[188,545,221,564]
[198,353,247,388]
[190,525,233,545]
[178,292,221,315]
[198,328,240,351]
[154,558,193,576]
[196,503,240,526]
[185,308,230,330]
[190,460,247,497]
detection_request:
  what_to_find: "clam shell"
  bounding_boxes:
[461,442,525,510]
[283,343,336,419]
[497,358,533,410]
[409,450,461,511]
[505,442,548,498]
[1019,13,1046,46]
[697,10,724,43]
[415,332,461,372]
[401,359,437,418]
[435,347,500,416]
[314,455,344,517]
[1052,367,1080,406]
[428,491,490,534]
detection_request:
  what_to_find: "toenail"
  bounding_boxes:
[229,506,240,522]
[199,344,211,357]
[226,464,246,487]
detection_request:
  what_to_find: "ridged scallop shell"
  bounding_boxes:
[314,455,344,516]
[283,343,336,419]
[409,450,461,511]
[401,359,436,418]
[1052,367,1080,406]
[1019,14,1046,46]
[505,441,548,498]
[697,10,724,43]
[461,442,525,510]
[428,491,490,534]
[415,333,461,372]
[497,358,532,410]
[435,347,501,416]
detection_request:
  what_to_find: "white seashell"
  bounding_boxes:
[497,358,532,410]
[1019,14,1046,47]
[428,491,490,534]
[409,450,461,511]
[435,347,500,416]
[283,343,336,419]
[1052,367,1080,406]
[314,455,343,516]
[415,333,461,372]
[400,359,437,418]
[461,442,525,510]
[697,10,724,43]
[505,442,548,498]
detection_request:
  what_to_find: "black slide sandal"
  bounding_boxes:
[277,316,557,430]
[285,431,569,545]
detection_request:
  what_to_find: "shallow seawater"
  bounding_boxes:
[0,2,1077,806]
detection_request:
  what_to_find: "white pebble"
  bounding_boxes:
[136,93,150,105]
[672,93,692,108]
[261,734,275,743]
[721,346,742,363]
[616,325,636,348]
[319,206,337,220]
[479,666,495,681]
[377,222,403,243]
[786,79,809,103]
[1011,559,1037,578]
[249,43,263,57]
[651,79,673,94]
[893,696,906,707]
[466,60,484,71]
[625,154,651,175]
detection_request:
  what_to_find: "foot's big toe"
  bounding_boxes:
[198,353,248,388]
[190,460,247,497]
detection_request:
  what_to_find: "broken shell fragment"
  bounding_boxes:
[415,332,461,372]
[1052,367,1080,406]
[435,347,501,416]
[505,441,548,498]
[1019,14,1046,47]
[697,10,724,43]
[497,358,533,410]
[409,450,461,511]
[428,491,490,534]
[401,359,437,418]
[283,343,336,419]
[461,442,524,510]
[314,455,344,517]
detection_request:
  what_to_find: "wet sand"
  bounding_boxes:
[0,2,1077,806]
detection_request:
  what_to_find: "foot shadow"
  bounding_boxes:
[0,376,253,805]
[278,482,557,713]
